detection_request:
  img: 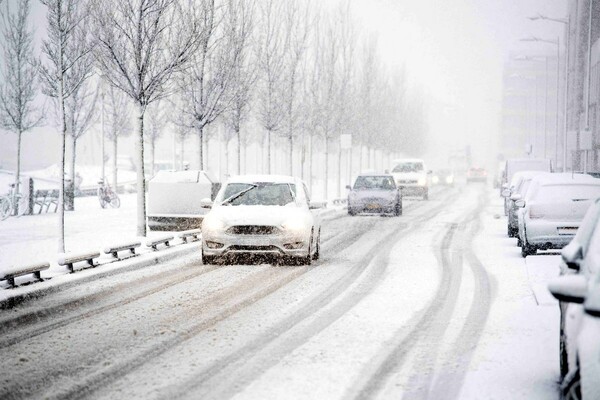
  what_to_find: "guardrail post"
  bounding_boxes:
[28,178,34,215]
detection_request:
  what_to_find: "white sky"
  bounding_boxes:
[348,0,567,168]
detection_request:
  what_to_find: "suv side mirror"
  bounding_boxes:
[548,275,587,304]
[561,242,583,271]
[510,193,522,201]
[200,198,213,209]
[345,185,351,190]
[515,199,525,208]
[501,189,511,198]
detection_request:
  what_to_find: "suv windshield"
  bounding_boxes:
[392,162,423,173]
[353,176,396,190]
[221,183,296,206]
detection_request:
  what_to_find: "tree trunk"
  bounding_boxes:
[14,129,22,215]
[70,136,77,211]
[135,103,147,237]
[324,136,329,200]
[150,140,155,178]
[289,136,293,176]
[180,136,185,170]
[237,127,241,175]
[267,129,271,174]
[358,143,363,172]
[58,77,66,253]
[198,127,204,170]
[112,137,118,190]
[337,143,342,198]
[308,134,313,192]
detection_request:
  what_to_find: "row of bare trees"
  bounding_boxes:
[0,0,428,251]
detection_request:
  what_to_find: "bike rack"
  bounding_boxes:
[58,251,101,273]
[0,262,50,288]
[103,240,142,259]
[178,229,202,243]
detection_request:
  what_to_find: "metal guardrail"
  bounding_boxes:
[146,235,174,250]
[179,229,201,243]
[58,251,101,273]
[103,241,142,258]
[0,262,50,288]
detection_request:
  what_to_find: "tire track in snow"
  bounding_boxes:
[349,186,487,400]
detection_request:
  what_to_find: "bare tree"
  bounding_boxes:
[91,0,203,237]
[145,101,167,177]
[223,0,256,175]
[64,78,98,202]
[40,0,94,252]
[0,0,43,214]
[103,83,131,189]
[280,0,311,176]
[177,0,238,172]
[255,0,287,173]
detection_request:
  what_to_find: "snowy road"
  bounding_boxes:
[0,185,559,399]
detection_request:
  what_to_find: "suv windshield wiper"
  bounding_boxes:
[221,184,258,205]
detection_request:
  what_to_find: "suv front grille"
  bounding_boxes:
[226,225,279,235]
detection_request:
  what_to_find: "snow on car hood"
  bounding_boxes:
[205,204,306,227]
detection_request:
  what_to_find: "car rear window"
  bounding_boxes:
[533,184,600,202]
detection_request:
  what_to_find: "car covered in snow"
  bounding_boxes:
[346,174,402,216]
[548,198,600,399]
[200,175,325,265]
[466,166,487,183]
[147,170,220,231]
[516,173,600,257]
[502,170,550,238]
[391,158,431,200]
[502,158,552,215]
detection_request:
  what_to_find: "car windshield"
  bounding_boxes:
[220,183,296,206]
[353,176,396,190]
[392,162,423,173]
[533,184,600,202]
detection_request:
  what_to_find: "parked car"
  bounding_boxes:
[548,198,600,399]
[200,175,324,265]
[502,158,552,215]
[347,174,402,216]
[147,170,219,231]
[516,173,600,257]
[466,166,487,182]
[391,158,431,200]
[502,171,549,238]
[432,169,454,186]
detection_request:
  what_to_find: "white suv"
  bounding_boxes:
[391,158,430,200]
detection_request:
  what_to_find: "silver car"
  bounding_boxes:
[516,173,600,257]
[201,175,324,265]
[347,174,402,216]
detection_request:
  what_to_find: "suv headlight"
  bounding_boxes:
[203,216,225,233]
[282,217,306,232]
[418,176,427,186]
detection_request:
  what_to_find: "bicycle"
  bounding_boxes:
[97,179,121,209]
[0,183,28,220]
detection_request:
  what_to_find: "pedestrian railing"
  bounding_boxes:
[179,229,201,243]
[58,251,101,273]
[103,240,142,259]
[146,235,174,250]
[0,262,50,288]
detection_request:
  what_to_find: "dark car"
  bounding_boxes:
[347,174,402,216]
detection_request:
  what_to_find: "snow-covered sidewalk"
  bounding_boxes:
[0,193,168,270]
[457,191,560,399]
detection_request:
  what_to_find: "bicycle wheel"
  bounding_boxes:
[109,193,121,208]
[98,188,108,208]
[0,197,11,220]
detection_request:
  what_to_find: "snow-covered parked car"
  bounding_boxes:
[502,170,549,238]
[548,198,600,399]
[201,175,325,265]
[147,170,219,231]
[346,174,402,216]
[502,158,552,215]
[516,173,600,257]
